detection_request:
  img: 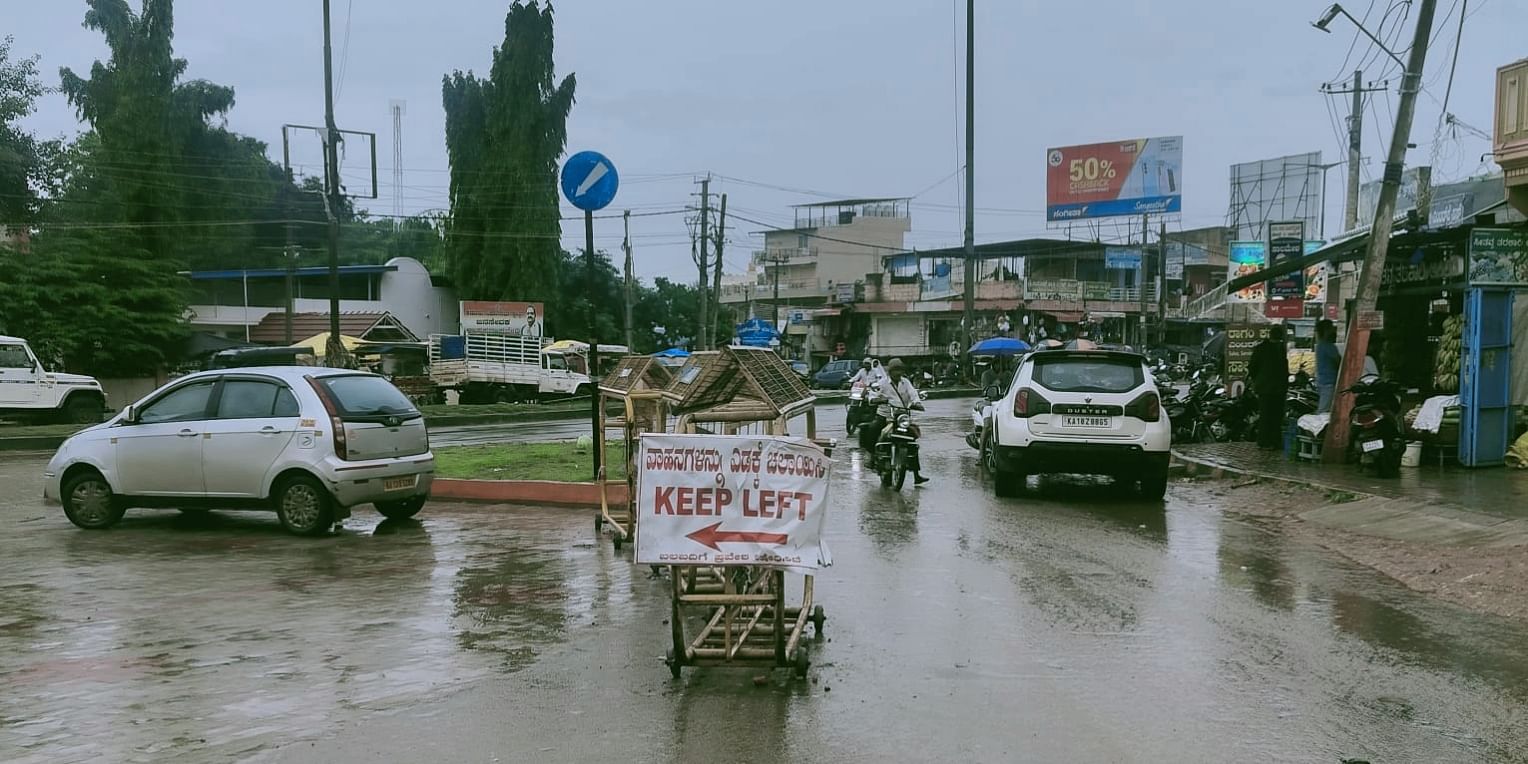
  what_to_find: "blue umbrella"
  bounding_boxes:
[655,347,690,358]
[969,336,1030,356]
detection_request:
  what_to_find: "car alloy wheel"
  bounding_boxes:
[276,476,335,536]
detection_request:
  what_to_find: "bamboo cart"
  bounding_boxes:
[654,347,831,678]
[594,355,674,549]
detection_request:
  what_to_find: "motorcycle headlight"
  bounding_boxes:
[895,414,911,428]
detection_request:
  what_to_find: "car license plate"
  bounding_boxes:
[1362,439,1385,453]
[383,476,416,491]
[1065,416,1112,428]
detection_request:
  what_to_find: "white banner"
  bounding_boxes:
[634,433,833,570]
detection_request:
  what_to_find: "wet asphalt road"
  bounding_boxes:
[3,399,1528,763]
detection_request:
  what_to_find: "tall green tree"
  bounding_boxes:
[442,1,575,302]
[0,36,49,233]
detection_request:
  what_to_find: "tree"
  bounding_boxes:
[0,36,49,233]
[0,230,185,376]
[441,1,575,302]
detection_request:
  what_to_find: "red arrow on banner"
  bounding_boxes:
[685,522,788,551]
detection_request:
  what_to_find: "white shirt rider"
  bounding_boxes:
[848,363,877,387]
[876,372,921,419]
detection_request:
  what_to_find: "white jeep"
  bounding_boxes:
[0,336,107,424]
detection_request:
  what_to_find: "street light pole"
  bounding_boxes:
[1323,0,1440,461]
[960,0,976,375]
[321,0,345,366]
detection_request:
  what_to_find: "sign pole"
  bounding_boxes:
[586,209,601,482]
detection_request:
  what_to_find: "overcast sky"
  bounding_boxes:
[8,0,1520,281]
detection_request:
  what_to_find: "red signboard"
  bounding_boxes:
[1264,299,1304,319]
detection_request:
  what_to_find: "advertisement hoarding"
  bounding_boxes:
[459,301,546,336]
[1046,136,1183,221]
[1223,324,1272,397]
[1467,228,1528,287]
[634,434,833,571]
[1226,242,1267,303]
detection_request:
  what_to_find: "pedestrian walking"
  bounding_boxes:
[1248,324,1289,451]
[1315,319,1340,414]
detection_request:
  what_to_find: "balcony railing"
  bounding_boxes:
[753,247,817,267]
[1025,279,1159,303]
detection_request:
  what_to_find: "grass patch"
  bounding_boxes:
[434,440,628,482]
[0,423,90,439]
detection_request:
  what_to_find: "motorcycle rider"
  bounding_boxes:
[847,359,877,388]
[876,358,929,485]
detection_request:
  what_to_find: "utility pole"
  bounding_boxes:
[772,254,783,342]
[1344,69,1364,231]
[1325,0,1439,462]
[321,0,345,366]
[1139,214,1149,346]
[622,210,634,349]
[960,0,976,375]
[280,177,297,345]
[710,193,728,349]
[696,176,712,350]
[1157,221,1168,346]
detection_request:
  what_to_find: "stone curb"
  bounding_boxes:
[433,478,628,508]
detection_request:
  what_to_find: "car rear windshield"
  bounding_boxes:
[315,375,420,419]
[1031,356,1143,394]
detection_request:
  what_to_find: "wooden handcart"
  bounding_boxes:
[650,347,832,678]
[595,355,673,549]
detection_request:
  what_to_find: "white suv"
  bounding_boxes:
[44,367,435,535]
[983,350,1171,499]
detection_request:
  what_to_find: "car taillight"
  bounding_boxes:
[1013,387,1051,418]
[305,376,349,460]
[1125,391,1161,422]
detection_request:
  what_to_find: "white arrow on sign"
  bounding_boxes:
[575,161,610,198]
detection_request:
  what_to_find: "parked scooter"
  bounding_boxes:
[1346,375,1405,477]
[874,404,924,491]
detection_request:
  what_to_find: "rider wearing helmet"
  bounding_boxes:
[876,358,929,485]
[848,358,877,387]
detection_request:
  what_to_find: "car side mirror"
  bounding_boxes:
[122,405,138,424]
[985,385,1002,401]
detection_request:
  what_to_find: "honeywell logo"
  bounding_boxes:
[1051,207,1088,219]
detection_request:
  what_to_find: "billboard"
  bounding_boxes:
[460,301,546,336]
[1226,241,1267,303]
[1046,136,1182,221]
[1226,152,1324,241]
[1357,166,1431,227]
[1266,221,1306,301]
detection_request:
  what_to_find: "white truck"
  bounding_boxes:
[0,335,107,423]
[428,331,628,404]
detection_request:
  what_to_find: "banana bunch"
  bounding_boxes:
[1433,315,1464,392]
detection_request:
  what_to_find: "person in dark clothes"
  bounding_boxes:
[1248,324,1289,450]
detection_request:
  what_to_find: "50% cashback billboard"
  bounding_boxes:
[635,433,834,571]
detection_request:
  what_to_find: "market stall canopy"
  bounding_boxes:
[662,345,814,421]
[600,354,675,397]
[655,347,691,358]
[969,337,1031,356]
[296,332,364,357]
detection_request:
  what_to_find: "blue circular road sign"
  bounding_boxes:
[560,150,619,212]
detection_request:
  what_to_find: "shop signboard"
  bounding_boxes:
[1381,239,1467,290]
[634,433,833,570]
[1303,241,1327,306]
[1105,246,1142,270]
[1045,136,1183,221]
[459,301,547,336]
[1027,279,1083,302]
[1266,221,1306,300]
[1467,227,1528,287]
[1223,323,1272,397]
[1082,281,1113,300]
[1227,241,1267,303]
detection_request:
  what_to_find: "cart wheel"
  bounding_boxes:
[794,645,810,678]
[811,604,827,636]
[666,648,682,678]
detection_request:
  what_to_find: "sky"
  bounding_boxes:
[7,0,1520,282]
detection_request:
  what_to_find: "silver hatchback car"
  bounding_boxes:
[44,367,435,535]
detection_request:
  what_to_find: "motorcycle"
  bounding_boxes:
[965,384,1003,451]
[855,387,888,450]
[845,381,874,437]
[874,404,923,491]
[1346,375,1404,477]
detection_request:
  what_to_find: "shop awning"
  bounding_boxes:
[1042,310,1086,323]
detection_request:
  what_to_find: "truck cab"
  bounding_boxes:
[0,336,106,423]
